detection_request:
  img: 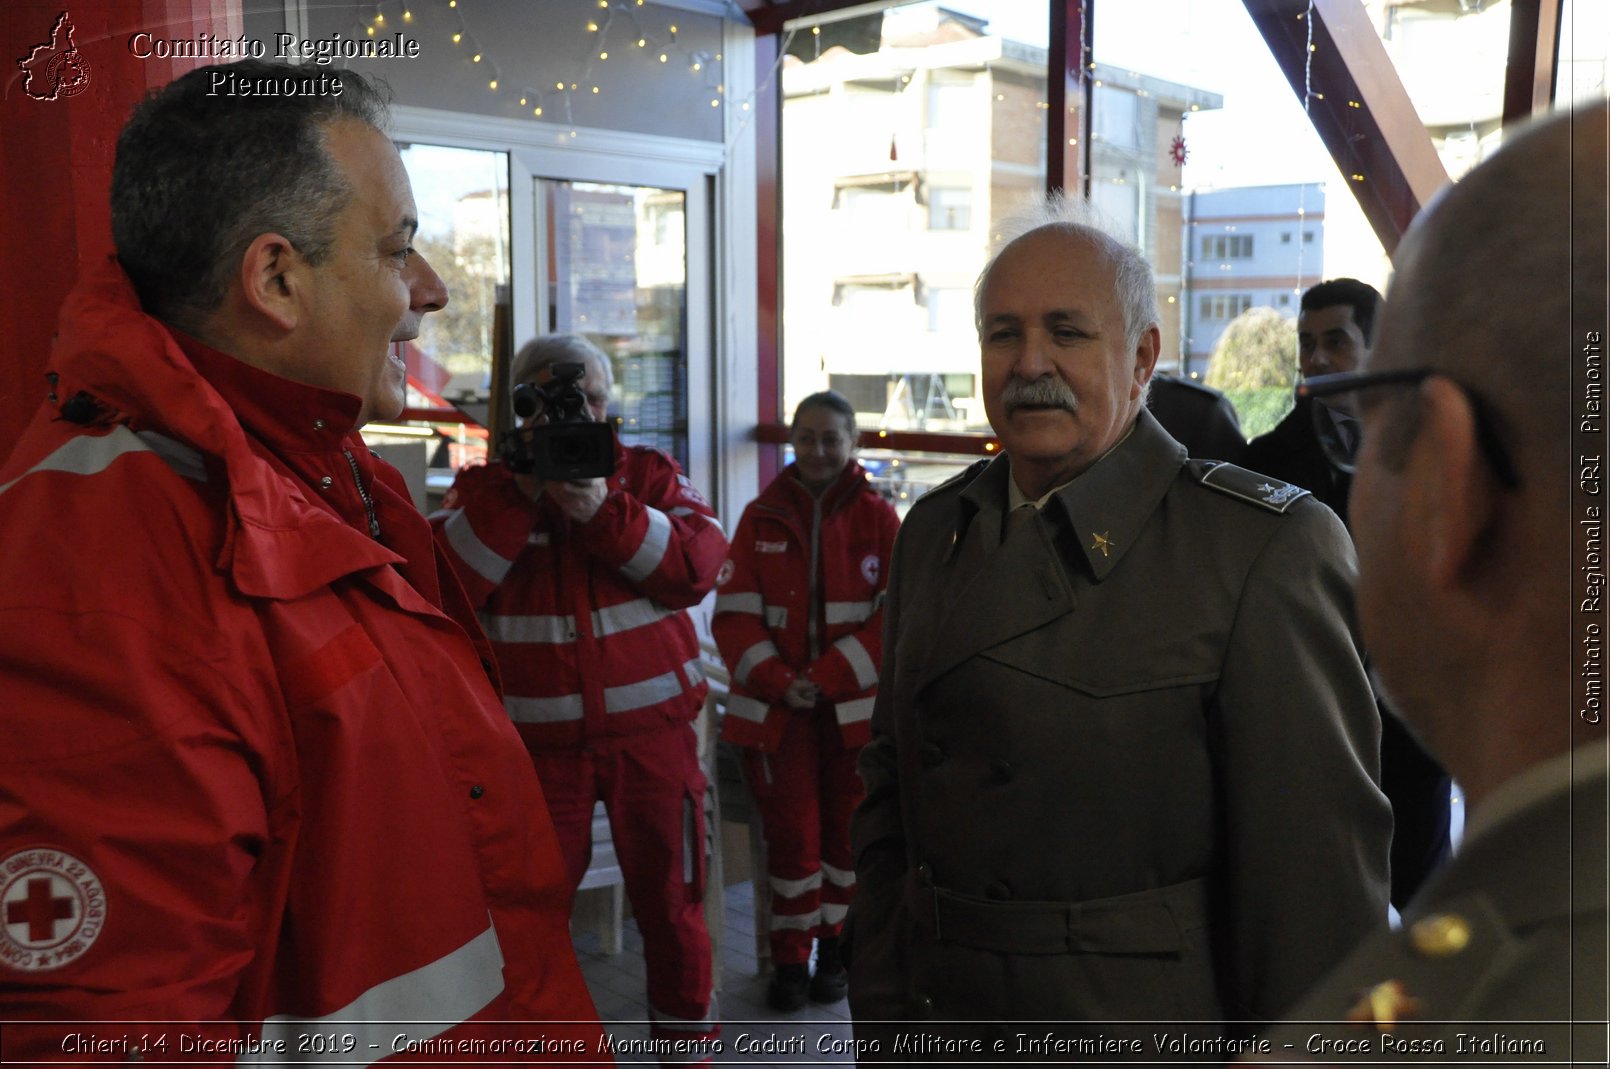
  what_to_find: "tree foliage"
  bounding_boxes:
[1204,306,1298,392]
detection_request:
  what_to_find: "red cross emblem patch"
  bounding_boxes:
[1,848,105,971]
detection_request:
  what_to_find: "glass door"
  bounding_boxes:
[539,179,690,468]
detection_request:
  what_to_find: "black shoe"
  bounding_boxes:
[767,963,810,1012]
[809,937,848,1004]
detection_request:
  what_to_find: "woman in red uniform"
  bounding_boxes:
[712,391,900,1011]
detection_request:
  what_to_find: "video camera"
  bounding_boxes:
[497,361,617,481]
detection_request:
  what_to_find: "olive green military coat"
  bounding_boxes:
[1255,742,1608,1066]
[846,411,1392,1045]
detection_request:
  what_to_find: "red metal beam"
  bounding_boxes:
[1047,0,1090,196]
[1242,0,1449,254]
[754,32,784,486]
[1502,0,1562,126]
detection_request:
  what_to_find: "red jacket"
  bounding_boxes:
[0,261,603,1061]
[712,462,901,752]
[431,449,727,751]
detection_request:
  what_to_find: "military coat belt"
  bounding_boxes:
[847,410,1393,1033]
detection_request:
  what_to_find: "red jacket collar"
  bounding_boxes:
[47,258,402,598]
[760,459,875,518]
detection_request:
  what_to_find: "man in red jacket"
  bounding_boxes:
[433,334,727,1056]
[0,60,604,1061]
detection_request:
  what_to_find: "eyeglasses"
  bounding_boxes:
[1298,369,1522,489]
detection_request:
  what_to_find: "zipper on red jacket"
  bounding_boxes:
[807,494,823,660]
[342,448,381,540]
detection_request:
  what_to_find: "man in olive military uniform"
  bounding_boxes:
[1248,103,1607,1066]
[845,200,1392,1055]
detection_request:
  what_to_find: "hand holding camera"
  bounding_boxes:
[498,361,617,483]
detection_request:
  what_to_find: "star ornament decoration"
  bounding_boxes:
[1169,133,1188,167]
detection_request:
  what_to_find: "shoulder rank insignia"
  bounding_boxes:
[1194,461,1312,513]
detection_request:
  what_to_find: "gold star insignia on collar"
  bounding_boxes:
[1090,531,1115,558]
[1344,979,1425,1032]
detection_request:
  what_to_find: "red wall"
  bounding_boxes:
[1,1,241,457]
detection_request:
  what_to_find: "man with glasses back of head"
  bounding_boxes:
[1249,101,1608,1063]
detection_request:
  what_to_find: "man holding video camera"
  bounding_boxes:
[433,334,727,1051]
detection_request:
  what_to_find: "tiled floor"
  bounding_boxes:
[572,878,854,1068]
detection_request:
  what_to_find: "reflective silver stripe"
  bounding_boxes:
[505,694,585,723]
[734,640,780,685]
[825,599,876,625]
[482,613,574,644]
[820,902,850,925]
[765,605,789,629]
[592,597,677,637]
[836,696,875,727]
[714,591,763,615]
[683,658,705,688]
[834,634,879,689]
[725,694,769,724]
[441,509,513,586]
[248,923,504,1064]
[821,861,855,888]
[620,506,672,582]
[769,870,822,898]
[604,669,684,713]
[0,426,202,498]
[668,506,726,536]
[770,909,820,932]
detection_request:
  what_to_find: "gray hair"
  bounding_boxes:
[510,334,614,393]
[973,193,1159,354]
[111,60,390,327]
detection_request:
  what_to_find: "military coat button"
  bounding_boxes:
[984,880,1013,901]
[912,993,935,1018]
[469,785,485,800]
[991,759,1016,783]
[914,862,932,886]
[920,742,945,768]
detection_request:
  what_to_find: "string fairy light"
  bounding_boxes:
[344,0,798,149]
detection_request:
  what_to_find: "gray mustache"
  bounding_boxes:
[1002,377,1079,414]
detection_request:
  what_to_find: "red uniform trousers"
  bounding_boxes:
[532,722,715,1049]
[741,704,865,966]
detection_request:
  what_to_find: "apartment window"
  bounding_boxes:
[1200,234,1254,259]
[1304,230,1315,243]
[1199,294,1255,320]
[926,287,973,333]
[1093,84,1141,149]
[928,187,972,230]
[1281,231,1292,244]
